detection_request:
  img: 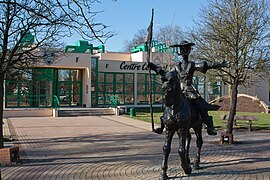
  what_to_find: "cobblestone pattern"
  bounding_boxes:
[1,116,270,180]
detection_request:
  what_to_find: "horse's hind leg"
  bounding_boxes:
[177,128,192,175]
[161,130,174,180]
[193,125,203,170]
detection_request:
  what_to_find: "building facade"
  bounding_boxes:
[4,41,268,110]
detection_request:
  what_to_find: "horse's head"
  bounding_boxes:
[162,71,179,107]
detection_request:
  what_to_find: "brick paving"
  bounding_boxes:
[0,116,270,180]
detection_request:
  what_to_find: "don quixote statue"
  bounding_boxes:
[149,40,227,179]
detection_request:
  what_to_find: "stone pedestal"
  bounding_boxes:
[0,146,20,165]
[220,133,233,144]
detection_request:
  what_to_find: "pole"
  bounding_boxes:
[146,9,155,131]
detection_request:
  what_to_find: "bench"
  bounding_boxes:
[221,114,258,132]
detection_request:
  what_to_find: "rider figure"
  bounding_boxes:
[149,40,227,135]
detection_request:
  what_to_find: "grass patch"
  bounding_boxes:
[128,110,270,131]
[210,111,270,130]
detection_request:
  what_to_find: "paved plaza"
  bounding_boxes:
[1,115,270,180]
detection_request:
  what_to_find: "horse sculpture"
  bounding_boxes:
[159,70,203,179]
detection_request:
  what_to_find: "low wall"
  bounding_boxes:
[3,108,56,118]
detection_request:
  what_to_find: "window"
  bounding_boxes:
[97,72,134,106]
[137,74,163,104]
[58,70,70,81]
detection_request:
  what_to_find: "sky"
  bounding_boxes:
[64,0,208,52]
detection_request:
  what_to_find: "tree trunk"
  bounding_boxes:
[226,81,238,134]
[0,74,4,148]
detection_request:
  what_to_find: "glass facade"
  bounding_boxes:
[207,81,222,101]
[6,81,32,108]
[58,69,82,106]
[5,62,222,108]
[5,69,56,108]
[91,58,98,107]
[137,74,163,104]
[193,75,222,101]
[193,76,206,99]
[96,72,134,107]
[5,68,82,108]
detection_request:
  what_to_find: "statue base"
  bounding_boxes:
[220,133,233,144]
[0,146,20,165]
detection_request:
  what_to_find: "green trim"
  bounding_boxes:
[90,57,99,107]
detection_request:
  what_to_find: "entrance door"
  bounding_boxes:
[34,80,53,107]
[58,81,81,106]
[58,69,82,107]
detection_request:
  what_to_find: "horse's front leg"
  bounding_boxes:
[177,128,192,175]
[186,131,192,164]
[161,130,174,180]
[193,125,203,170]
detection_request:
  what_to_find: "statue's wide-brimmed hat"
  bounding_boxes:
[170,40,195,47]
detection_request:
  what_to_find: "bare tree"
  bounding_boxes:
[0,0,116,148]
[124,25,184,65]
[156,24,184,46]
[155,24,184,65]
[192,0,269,135]
[123,28,147,52]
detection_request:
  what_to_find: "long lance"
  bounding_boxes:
[146,9,155,131]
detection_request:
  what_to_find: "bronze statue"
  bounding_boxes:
[148,40,227,179]
[149,40,227,135]
[155,70,203,179]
